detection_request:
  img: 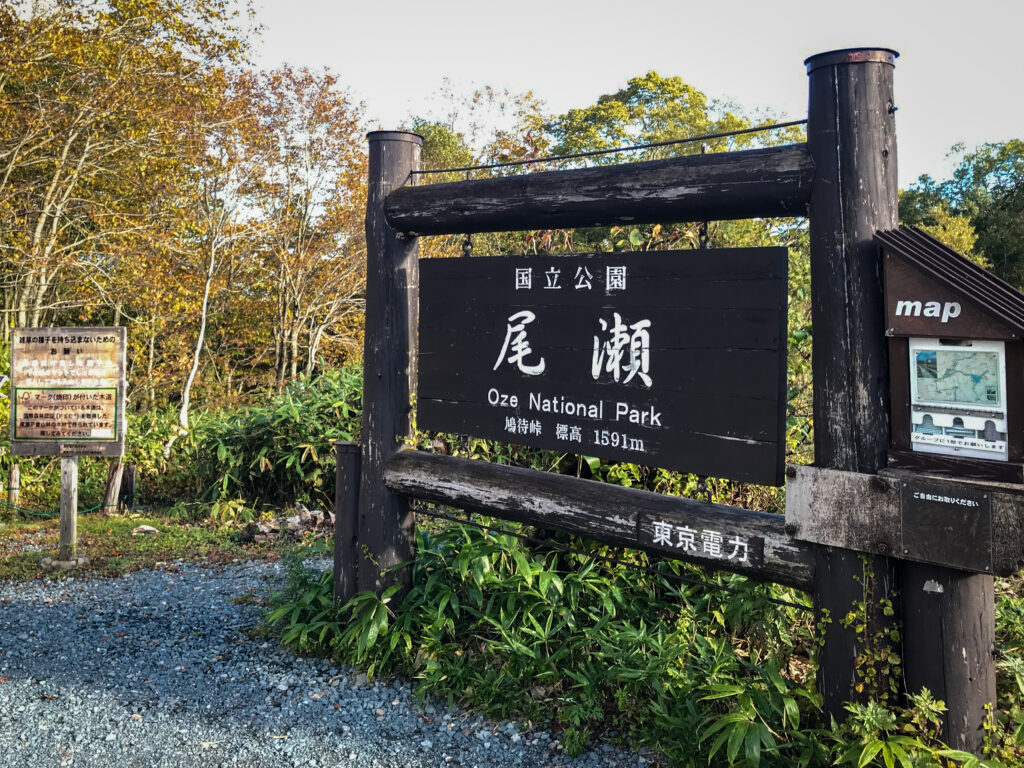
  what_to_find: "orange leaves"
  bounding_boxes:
[2,4,368,410]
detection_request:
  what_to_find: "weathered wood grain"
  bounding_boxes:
[102,460,123,515]
[786,465,901,557]
[384,144,814,236]
[383,449,814,590]
[992,491,1024,575]
[334,442,360,605]
[805,48,901,722]
[901,564,996,752]
[58,456,77,561]
[786,465,1024,576]
[358,131,422,597]
[887,449,1024,485]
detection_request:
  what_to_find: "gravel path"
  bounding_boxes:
[0,561,652,767]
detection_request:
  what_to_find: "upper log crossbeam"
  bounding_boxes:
[384,144,814,236]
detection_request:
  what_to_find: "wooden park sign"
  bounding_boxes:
[9,326,126,567]
[11,327,126,457]
[418,248,787,485]
[337,48,1019,753]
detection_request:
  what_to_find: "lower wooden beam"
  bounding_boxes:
[786,464,1024,575]
[383,449,814,590]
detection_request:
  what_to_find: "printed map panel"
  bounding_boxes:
[914,349,1001,406]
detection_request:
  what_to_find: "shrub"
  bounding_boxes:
[187,364,363,509]
[268,519,829,766]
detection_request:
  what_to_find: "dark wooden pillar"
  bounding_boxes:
[334,441,361,605]
[807,50,995,749]
[806,48,900,719]
[359,130,422,597]
[901,562,995,751]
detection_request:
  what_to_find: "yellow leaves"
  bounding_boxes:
[2,5,368,403]
[919,204,990,268]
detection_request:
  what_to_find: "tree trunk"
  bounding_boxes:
[146,329,156,410]
[289,323,299,380]
[102,460,124,515]
[273,287,285,389]
[167,243,216,455]
[16,286,29,329]
[305,323,326,375]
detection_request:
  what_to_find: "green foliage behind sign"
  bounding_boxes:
[901,140,1024,285]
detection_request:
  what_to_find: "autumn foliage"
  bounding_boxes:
[0,0,367,425]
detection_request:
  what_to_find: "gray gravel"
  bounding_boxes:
[0,560,652,767]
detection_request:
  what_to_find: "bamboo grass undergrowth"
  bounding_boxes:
[267,524,1024,768]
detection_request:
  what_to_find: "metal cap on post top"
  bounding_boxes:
[805,47,899,73]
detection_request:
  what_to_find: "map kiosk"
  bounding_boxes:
[877,226,1024,483]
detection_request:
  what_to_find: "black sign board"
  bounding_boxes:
[417,248,788,485]
[900,477,993,573]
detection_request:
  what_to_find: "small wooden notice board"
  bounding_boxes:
[418,248,788,485]
[10,327,126,457]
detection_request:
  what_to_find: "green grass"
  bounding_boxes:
[0,511,287,580]
[265,517,1023,768]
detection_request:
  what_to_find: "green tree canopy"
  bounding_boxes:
[900,140,1024,285]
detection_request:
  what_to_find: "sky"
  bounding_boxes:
[252,0,1022,188]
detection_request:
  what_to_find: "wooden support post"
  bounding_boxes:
[102,459,124,514]
[806,48,900,719]
[334,441,361,605]
[120,465,136,512]
[901,562,995,751]
[359,130,422,597]
[807,50,996,748]
[58,456,78,561]
[7,463,19,508]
